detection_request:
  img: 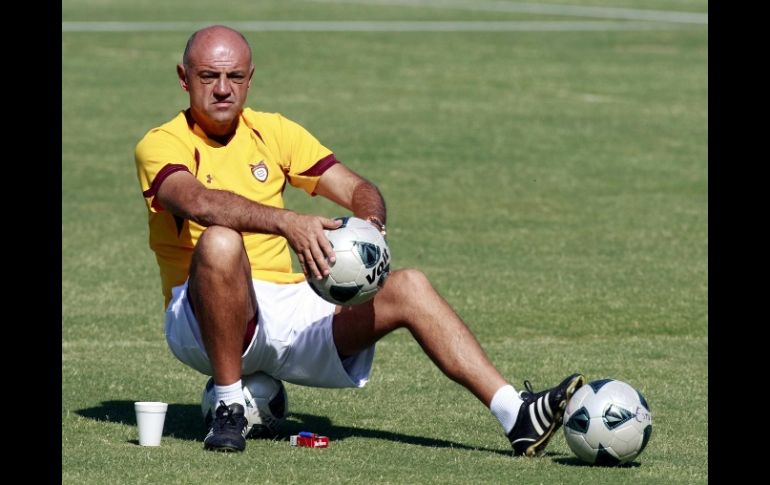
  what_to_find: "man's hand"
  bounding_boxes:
[281,213,342,280]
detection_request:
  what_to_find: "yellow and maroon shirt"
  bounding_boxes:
[135,108,338,306]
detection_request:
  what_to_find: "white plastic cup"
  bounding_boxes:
[134,401,168,446]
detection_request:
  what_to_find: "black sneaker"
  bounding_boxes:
[203,401,249,452]
[507,373,585,457]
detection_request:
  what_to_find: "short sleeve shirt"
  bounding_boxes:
[135,108,338,305]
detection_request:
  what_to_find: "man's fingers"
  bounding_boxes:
[322,217,343,229]
[303,250,323,280]
[318,233,336,263]
[289,215,343,277]
[309,243,331,277]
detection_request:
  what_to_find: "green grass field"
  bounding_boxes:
[62,0,707,483]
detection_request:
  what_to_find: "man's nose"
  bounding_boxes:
[213,76,230,96]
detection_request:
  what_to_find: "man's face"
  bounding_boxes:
[178,35,254,137]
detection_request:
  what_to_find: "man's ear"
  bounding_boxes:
[247,64,255,88]
[177,64,189,91]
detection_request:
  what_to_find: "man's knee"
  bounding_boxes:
[380,268,432,302]
[194,226,245,267]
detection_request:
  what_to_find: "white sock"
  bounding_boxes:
[214,380,246,409]
[490,384,524,435]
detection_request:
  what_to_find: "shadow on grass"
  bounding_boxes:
[285,412,512,456]
[76,401,204,441]
[75,402,512,456]
[553,456,642,468]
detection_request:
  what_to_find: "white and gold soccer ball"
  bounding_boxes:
[308,216,391,306]
[201,371,288,437]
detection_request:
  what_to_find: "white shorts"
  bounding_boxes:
[164,279,375,388]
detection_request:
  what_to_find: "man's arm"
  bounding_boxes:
[156,170,341,279]
[314,163,386,232]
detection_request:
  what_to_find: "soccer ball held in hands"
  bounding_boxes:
[308,216,391,306]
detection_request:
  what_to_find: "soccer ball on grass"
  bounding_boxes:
[562,378,652,465]
[201,371,288,438]
[308,216,391,306]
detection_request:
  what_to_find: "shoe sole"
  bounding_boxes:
[204,443,245,452]
[524,374,585,457]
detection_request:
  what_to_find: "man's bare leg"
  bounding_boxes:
[188,225,257,386]
[333,268,585,458]
[332,268,506,406]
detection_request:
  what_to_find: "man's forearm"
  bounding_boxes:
[351,181,386,225]
[184,188,292,235]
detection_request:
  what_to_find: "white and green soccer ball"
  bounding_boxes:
[308,216,391,306]
[201,371,288,437]
[563,379,653,465]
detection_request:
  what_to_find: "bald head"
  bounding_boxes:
[177,25,256,138]
[182,25,252,69]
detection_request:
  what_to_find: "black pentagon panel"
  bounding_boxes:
[637,390,650,412]
[595,446,621,466]
[330,284,363,303]
[639,425,652,454]
[269,387,286,418]
[307,281,326,299]
[355,242,381,268]
[588,379,614,393]
[565,407,590,433]
[603,404,635,430]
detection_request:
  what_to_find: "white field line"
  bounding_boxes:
[308,0,708,25]
[61,20,697,32]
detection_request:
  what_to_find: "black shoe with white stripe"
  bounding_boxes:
[203,401,249,452]
[508,373,585,457]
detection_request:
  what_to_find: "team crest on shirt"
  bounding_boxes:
[250,161,268,182]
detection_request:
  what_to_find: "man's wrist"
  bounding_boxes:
[365,216,387,237]
[276,209,296,236]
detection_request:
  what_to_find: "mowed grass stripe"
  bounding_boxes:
[62,20,702,32]
[309,0,708,24]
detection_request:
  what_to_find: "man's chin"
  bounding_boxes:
[207,111,240,127]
